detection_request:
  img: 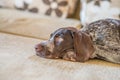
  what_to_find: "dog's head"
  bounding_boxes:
[35,27,95,62]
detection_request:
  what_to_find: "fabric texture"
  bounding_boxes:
[0,7,120,80]
[0,0,78,18]
[80,0,120,25]
[0,32,120,80]
[0,9,80,40]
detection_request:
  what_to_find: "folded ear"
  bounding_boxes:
[72,31,95,62]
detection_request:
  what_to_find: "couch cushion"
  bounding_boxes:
[0,0,78,18]
[0,32,120,80]
[0,9,81,40]
[80,0,120,25]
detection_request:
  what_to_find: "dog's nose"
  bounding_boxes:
[35,44,43,52]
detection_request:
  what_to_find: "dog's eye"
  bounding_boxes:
[55,32,64,38]
[55,34,59,37]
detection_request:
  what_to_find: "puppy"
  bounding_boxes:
[35,19,120,64]
[35,27,95,62]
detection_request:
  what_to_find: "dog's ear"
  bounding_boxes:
[71,31,95,62]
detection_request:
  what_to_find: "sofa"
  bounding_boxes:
[0,8,120,80]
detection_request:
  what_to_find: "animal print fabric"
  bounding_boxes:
[0,0,78,18]
[80,0,120,25]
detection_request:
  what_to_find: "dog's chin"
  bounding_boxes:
[36,50,46,58]
[36,49,55,59]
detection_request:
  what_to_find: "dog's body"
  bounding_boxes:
[82,18,120,64]
[35,18,120,64]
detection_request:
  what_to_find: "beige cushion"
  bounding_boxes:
[0,9,81,40]
[0,0,78,18]
[0,32,120,80]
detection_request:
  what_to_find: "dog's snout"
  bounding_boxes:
[35,41,47,52]
[35,44,43,52]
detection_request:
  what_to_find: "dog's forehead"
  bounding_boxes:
[52,28,68,37]
[49,29,64,41]
[56,28,69,34]
[54,29,64,34]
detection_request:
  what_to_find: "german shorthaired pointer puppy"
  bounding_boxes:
[35,27,95,62]
[35,18,120,64]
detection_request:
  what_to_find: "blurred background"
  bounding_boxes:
[0,0,119,25]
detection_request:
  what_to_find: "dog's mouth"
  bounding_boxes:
[35,41,57,58]
[35,43,45,57]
